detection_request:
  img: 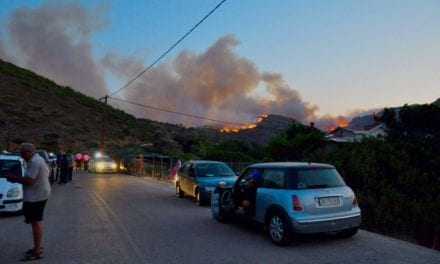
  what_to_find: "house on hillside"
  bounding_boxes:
[327,124,387,143]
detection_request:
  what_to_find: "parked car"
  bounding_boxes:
[36,150,50,165]
[211,162,361,245]
[89,156,118,173]
[176,161,237,206]
[0,154,25,213]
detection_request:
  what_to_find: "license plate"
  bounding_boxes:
[318,197,340,207]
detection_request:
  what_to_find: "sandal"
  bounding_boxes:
[24,247,44,256]
[20,253,43,262]
[21,249,43,262]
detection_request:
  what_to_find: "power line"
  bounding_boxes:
[109,0,228,97]
[109,96,248,126]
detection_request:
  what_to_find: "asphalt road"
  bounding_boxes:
[1,173,439,264]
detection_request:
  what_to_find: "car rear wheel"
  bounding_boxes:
[267,212,293,246]
[176,183,184,198]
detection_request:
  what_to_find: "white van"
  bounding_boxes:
[0,154,25,213]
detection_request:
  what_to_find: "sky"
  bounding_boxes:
[1,0,439,117]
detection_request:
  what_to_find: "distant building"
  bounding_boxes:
[326,123,387,143]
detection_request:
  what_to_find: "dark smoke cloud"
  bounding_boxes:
[103,35,318,126]
[6,3,108,98]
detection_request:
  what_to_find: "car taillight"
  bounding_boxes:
[352,196,358,207]
[292,195,303,211]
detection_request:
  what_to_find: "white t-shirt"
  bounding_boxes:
[23,154,51,202]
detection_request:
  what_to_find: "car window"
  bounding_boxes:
[262,169,285,189]
[237,168,260,186]
[287,168,346,189]
[0,160,23,177]
[180,163,191,177]
[195,163,235,177]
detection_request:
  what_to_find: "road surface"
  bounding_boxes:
[1,173,439,264]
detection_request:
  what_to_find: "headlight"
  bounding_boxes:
[96,163,105,170]
[111,163,117,169]
[218,181,227,188]
[7,187,21,198]
[204,186,215,192]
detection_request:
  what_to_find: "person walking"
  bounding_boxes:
[83,153,90,171]
[6,143,51,261]
[75,153,83,171]
[57,151,68,184]
[67,153,74,182]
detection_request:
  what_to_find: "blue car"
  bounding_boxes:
[176,161,237,206]
[212,162,362,245]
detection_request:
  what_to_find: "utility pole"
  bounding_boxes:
[99,95,109,153]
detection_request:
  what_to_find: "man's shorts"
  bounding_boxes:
[23,200,47,224]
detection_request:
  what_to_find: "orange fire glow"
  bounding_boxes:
[220,114,268,133]
[326,117,350,133]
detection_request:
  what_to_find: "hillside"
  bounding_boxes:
[434,98,440,107]
[0,59,200,153]
[0,59,294,156]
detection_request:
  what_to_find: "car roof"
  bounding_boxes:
[0,154,23,161]
[248,162,334,169]
[188,160,227,165]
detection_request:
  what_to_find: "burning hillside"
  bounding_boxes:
[220,114,297,145]
[325,117,350,133]
[220,114,268,133]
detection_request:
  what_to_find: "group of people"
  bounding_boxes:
[74,152,91,171]
[49,152,90,184]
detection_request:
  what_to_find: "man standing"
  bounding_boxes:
[57,151,68,184]
[66,152,74,182]
[6,143,51,261]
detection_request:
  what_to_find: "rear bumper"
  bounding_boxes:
[291,214,361,234]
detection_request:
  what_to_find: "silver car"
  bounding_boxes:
[212,162,361,245]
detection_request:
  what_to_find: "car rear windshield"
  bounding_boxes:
[0,160,23,177]
[196,163,235,177]
[287,168,346,189]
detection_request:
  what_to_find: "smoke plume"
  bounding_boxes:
[6,3,107,98]
[0,37,9,61]
[1,3,368,129]
[103,35,318,126]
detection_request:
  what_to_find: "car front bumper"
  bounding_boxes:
[291,214,361,234]
[199,187,216,201]
[0,199,23,212]
[95,168,117,173]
